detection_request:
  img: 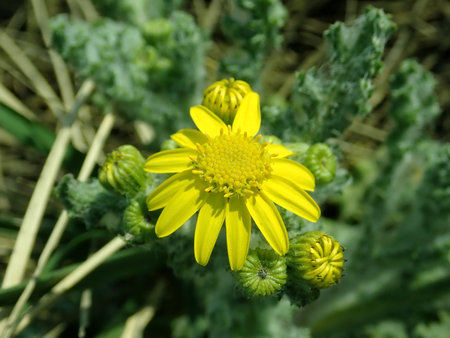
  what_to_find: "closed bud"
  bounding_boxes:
[237,249,287,297]
[99,145,147,197]
[202,78,252,124]
[287,231,344,289]
[122,198,156,243]
[303,143,337,184]
[142,18,173,43]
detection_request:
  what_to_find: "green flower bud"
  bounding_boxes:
[202,78,252,124]
[287,231,344,289]
[99,145,147,197]
[237,249,287,297]
[142,18,174,43]
[122,198,156,243]
[303,143,337,184]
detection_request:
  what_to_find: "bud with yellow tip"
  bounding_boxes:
[287,231,345,289]
[202,78,252,124]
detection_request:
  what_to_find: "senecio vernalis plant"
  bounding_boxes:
[53,3,450,336]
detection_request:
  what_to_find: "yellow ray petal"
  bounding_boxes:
[226,197,251,271]
[146,170,196,211]
[170,129,208,149]
[190,105,226,137]
[194,193,226,266]
[145,148,197,173]
[232,92,261,137]
[266,144,294,158]
[245,192,288,256]
[263,176,321,222]
[271,158,315,191]
[155,179,206,237]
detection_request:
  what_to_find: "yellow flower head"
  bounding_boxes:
[145,92,320,270]
[202,78,252,124]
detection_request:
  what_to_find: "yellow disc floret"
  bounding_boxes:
[192,127,272,198]
[202,78,252,124]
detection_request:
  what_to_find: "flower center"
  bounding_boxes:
[192,127,272,198]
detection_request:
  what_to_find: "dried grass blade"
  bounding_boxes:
[1,80,94,289]
[30,0,75,110]
[0,82,36,121]
[0,31,64,117]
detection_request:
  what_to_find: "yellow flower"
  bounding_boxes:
[144,92,320,270]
